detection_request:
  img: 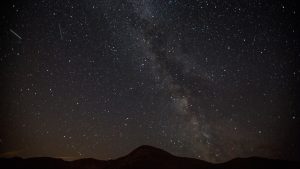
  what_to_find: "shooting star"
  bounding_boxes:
[252,35,256,46]
[9,29,22,40]
[58,24,63,40]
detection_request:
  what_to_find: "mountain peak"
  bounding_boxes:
[133,145,165,152]
[129,145,172,157]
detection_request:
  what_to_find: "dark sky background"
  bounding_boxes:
[0,0,299,163]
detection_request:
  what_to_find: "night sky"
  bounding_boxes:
[0,0,299,163]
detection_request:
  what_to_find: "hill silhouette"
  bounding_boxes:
[0,145,299,169]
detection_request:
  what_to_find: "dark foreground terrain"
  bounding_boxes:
[0,145,299,169]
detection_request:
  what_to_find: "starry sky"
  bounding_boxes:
[0,0,299,163]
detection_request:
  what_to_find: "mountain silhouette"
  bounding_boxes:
[105,145,212,169]
[0,145,299,169]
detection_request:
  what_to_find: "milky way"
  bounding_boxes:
[0,0,299,163]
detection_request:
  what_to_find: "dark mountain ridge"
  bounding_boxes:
[0,145,299,169]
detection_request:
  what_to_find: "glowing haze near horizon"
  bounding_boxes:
[0,0,299,163]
